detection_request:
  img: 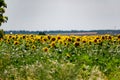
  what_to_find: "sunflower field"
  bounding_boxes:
[0,34,120,80]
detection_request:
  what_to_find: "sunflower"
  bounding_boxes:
[51,37,56,42]
[22,35,26,39]
[76,37,81,42]
[5,39,10,44]
[81,36,87,43]
[102,36,105,40]
[42,47,49,52]
[94,39,97,43]
[31,45,36,49]
[49,42,56,48]
[107,36,112,40]
[82,40,86,43]
[57,35,61,40]
[42,37,47,42]
[30,34,34,37]
[67,37,72,42]
[9,35,12,39]
[58,40,64,44]
[88,40,93,45]
[117,35,120,39]
[14,41,19,45]
[74,42,80,47]
[12,36,16,40]
[46,35,51,40]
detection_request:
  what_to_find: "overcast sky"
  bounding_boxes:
[1,0,120,31]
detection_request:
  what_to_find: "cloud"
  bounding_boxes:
[1,0,120,30]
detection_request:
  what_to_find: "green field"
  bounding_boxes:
[0,34,120,80]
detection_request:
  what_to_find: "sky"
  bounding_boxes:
[1,0,120,31]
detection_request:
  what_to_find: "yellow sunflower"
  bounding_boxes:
[31,45,36,49]
[42,47,49,52]
[73,42,80,47]
[49,42,56,47]
[14,41,19,45]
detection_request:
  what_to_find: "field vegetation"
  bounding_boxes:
[0,34,120,80]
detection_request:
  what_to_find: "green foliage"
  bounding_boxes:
[39,31,46,35]
[0,29,4,38]
[0,0,8,26]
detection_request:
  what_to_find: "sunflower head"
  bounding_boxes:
[94,39,97,43]
[102,36,105,40]
[42,37,47,42]
[82,40,86,43]
[67,38,72,42]
[30,34,34,37]
[47,35,51,40]
[117,35,120,39]
[57,36,61,40]
[74,42,80,47]
[51,37,56,42]
[50,42,56,47]
[9,35,12,39]
[76,37,81,42]
[32,45,36,49]
[58,40,64,44]
[22,35,26,39]
[42,47,49,52]
[14,41,19,45]
[108,36,112,40]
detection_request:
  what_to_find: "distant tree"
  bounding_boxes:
[39,32,46,35]
[0,0,8,26]
[0,0,7,38]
